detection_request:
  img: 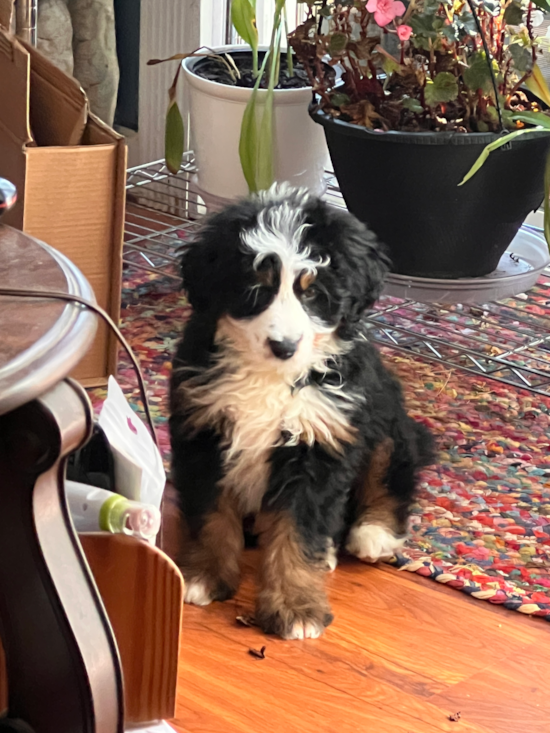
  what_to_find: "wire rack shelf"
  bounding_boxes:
[124,157,550,397]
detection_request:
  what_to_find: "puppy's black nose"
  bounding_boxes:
[268,338,299,360]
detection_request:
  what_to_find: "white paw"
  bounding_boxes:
[285,620,324,640]
[325,541,338,573]
[184,580,213,606]
[346,523,406,563]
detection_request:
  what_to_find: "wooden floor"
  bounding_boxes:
[167,545,549,733]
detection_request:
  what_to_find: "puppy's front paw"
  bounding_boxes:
[256,594,333,640]
[183,575,237,606]
[346,522,406,563]
[184,579,213,606]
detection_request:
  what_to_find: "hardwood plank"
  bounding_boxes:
[172,622,483,733]
[375,563,550,632]
[428,641,550,733]
[237,551,538,686]
[185,609,497,733]
[164,495,550,733]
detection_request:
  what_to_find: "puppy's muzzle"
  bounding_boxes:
[268,338,301,360]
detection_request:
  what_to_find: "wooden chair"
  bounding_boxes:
[0,534,184,730]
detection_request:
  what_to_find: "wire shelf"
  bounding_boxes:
[124,158,550,397]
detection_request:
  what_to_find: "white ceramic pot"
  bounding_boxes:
[183,46,329,204]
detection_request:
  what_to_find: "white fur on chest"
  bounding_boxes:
[181,362,357,514]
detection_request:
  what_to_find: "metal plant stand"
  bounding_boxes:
[125,157,550,398]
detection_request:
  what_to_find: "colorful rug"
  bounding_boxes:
[89,269,550,621]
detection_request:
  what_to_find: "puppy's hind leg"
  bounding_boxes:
[346,438,410,563]
[171,425,244,605]
[181,492,244,605]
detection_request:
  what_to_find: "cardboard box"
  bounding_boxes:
[0,23,126,387]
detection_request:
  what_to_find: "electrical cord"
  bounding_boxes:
[0,287,159,448]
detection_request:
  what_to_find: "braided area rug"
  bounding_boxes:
[89,269,550,621]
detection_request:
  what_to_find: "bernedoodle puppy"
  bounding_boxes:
[169,184,434,640]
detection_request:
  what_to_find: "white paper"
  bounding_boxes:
[98,376,165,510]
[126,721,175,733]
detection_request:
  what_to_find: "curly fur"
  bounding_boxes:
[169,183,435,639]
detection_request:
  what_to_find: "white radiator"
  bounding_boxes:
[128,0,200,167]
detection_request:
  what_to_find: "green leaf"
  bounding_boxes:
[165,101,184,175]
[274,0,286,18]
[458,128,550,186]
[487,105,514,128]
[463,52,496,94]
[455,11,478,36]
[238,50,270,192]
[424,72,459,106]
[525,63,550,108]
[441,24,458,43]
[509,42,533,73]
[410,13,439,39]
[239,93,259,192]
[503,0,523,25]
[329,31,348,56]
[256,87,275,191]
[481,0,499,14]
[512,111,550,129]
[331,92,351,107]
[383,57,402,76]
[256,24,283,191]
[531,0,550,12]
[231,0,258,51]
[403,96,424,113]
[410,13,447,50]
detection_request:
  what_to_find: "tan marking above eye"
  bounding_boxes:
[299,271,316,291]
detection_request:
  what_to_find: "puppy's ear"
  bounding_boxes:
[180,237,224,314]
[349,223,391,313]
[181,201,259,314]
[337,226,390,338]
[305,202,390,335]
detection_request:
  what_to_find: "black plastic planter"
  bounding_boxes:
[311,106,550,278]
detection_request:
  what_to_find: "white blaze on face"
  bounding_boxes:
[250,259,313,352]
[219,198,331,376]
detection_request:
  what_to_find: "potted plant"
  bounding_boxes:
[149,0,328,207]
[290,0,550,278]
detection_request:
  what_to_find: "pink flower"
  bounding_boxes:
[366,0,406,27]
[396,23,412,42]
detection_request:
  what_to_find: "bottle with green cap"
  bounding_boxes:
[66,480,161,542]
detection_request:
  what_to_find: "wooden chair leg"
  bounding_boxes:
[0,534,184,729]
[0,381,124,733]
[79,534,184,726]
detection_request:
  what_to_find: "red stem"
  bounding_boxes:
[509,71,531,97]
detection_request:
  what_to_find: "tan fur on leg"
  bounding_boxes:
[346,438,407,563]
[180,493,243,605]
[255,511,333,640]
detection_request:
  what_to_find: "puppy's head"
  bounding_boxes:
[182,185,389,375]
